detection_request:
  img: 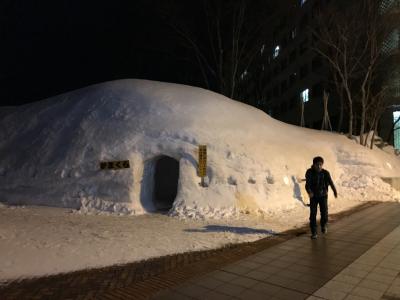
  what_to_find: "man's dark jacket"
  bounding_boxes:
[305,167,337,197]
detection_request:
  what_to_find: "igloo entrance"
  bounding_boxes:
[152,156,179,211]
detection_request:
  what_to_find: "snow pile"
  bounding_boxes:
[0,79,399,219]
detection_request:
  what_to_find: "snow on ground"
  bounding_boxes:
[0,196,370,283]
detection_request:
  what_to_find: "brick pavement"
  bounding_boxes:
[308,221,400,299]
[0,201,393,300]
[151,202,400,300]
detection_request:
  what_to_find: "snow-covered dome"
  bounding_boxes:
[0,79,399,217]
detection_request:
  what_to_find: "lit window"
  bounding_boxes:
[240,70,248,80]
[393,111,400,149]
[301,0,307,6]
[301,89,309,103]
[291,28,297,39]
[260,44,265,55]
[393,111,400,123]
[273,46,280,58]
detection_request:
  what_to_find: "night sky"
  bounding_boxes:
[0,0,206,106]
[0,0,276,107]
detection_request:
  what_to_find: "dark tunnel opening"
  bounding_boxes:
[153,156,179,211]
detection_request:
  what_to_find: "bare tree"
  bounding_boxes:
[311,4,359,139]
[311,0,399,145]
[160,0,272,100]
[332,71,345,133]
[363,87,389,149]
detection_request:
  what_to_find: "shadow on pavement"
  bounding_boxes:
[185,225,276,235]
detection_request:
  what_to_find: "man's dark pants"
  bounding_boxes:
[309,195,328,235]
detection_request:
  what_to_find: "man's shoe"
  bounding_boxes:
[321,227,328,234]
[311,233,317,239]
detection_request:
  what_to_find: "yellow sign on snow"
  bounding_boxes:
[100,160,130,170]
[198,145,207,177]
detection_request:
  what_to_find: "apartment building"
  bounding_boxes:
[380,0,400,148]
[260,0,400,147]
[261,0,333,129]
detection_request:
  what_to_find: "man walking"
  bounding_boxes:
[306,156,337,239]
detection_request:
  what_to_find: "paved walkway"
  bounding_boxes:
[152,202,400,300]
[309,225,400,300]
[1,202,400,300]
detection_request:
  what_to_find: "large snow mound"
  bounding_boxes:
[0,79,399,218]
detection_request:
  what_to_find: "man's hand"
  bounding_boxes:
[308,191,314,198]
